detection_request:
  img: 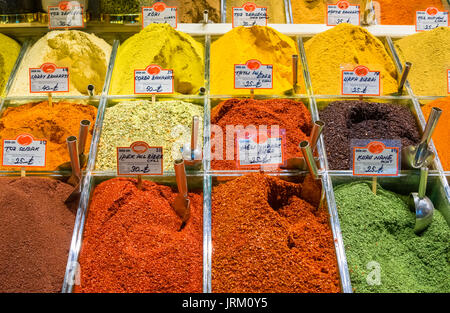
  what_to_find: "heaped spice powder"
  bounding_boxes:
[75,178,203,293]
[211,98,312,170]
[211,173,340,293]
[319,100,421,170]
[0,177,75,293]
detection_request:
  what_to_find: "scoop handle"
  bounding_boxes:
[300,141,319,179]
[418,167,428,199]
[310,120,325,152]
[67,136,81,180]
[78,120,91,155]
[174,159,188,198]
[421,107,442,146]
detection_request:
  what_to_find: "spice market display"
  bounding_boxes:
[0,0,449,297]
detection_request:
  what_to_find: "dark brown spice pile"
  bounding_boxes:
[319,100,421,170]
[212,173,340,293]
[75,178,203,293]
[0,177,75,293]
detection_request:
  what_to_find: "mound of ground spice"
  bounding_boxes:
[75,178,203,293]
[319,100,421,170]
[0,177,75,293]
[422,96,450,170]
[0,101,97,170]
[212,173,340,293]
[375,0,445,25]
[211,98,312,170]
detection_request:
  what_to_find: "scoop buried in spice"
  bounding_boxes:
[65,136,82,205]
[172,159,191,231]
[300,140,324,208]
[284,120,324,170]
[402,107,442,169]
[57,119,91,171]
[182,115,202,170]
[409,166,435,234]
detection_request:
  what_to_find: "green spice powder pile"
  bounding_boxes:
[96,100,203,172]
[335,182,450,293]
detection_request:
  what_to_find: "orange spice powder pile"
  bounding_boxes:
[0,101,97,171]
[375,0,445,25]
[422,96,450,170]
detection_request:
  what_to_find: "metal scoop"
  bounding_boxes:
[283,120,325,169]
[65,136,82,204]
[172,159,191,231]
[402,107,442,169]
[300,140,325,209]
[56,120,91,171]
[409,166,434,234]
[182,116,202,170]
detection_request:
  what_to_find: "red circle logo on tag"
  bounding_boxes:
[153,2,166,12]
[58,1,72,11]
[246,60,261,70]
[368,142,385,154]
[146,65,161,75]
[41,63,57,74]
[337,1,350,10]
[131,141,149,154]
[426,7,438,16]
[354,65,369,77]
[243,2,257,12]
[17,134,34,146]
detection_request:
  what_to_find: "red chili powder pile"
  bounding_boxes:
[211,98,312,170]
[212,173,341,293]
[375,0,445,25]
[75,178,203,293]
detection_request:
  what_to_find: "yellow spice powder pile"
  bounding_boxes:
[304,23,398,95]
[395,27,450,96]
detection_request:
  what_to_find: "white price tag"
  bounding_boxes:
[142,2,177,29]
[327,1,360,26]
[232,2,268,27]
[416,7,449,31]
[342,65,380,96]
[236,129,285,168]
[352,140,401,176]
[117,142,163,176]
[2,134,47,168]
[48,2,84,29]
[29,63,69,93]
[234,60,273,89]
[134,65,174,94]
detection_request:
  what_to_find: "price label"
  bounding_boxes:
[236,129,286,169]
[416,7,449,31]
[232,2,268,27]
[134,65,174,94]
[2,134,47,168]
[48,1,84,29]
[142,2,177,29]
[29,63,69,93]
[447,69,450,94]
[352,140,401,176]
[327,1,360,26]
[117,142,163,176]
[235,60,273,89]
[342,65,380,96]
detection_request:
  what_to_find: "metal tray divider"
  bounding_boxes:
[322,171,353,293]
[203,173,213,293]
[2,39,30,98]
[221,0,226,23]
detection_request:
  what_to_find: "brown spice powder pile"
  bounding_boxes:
[0,177,75,293]
[212,173,340,293]
[211,98,312,170]
[319,100,421,170]
[75,178,203,293]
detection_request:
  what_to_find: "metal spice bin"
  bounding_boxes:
[0,20,448,293]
